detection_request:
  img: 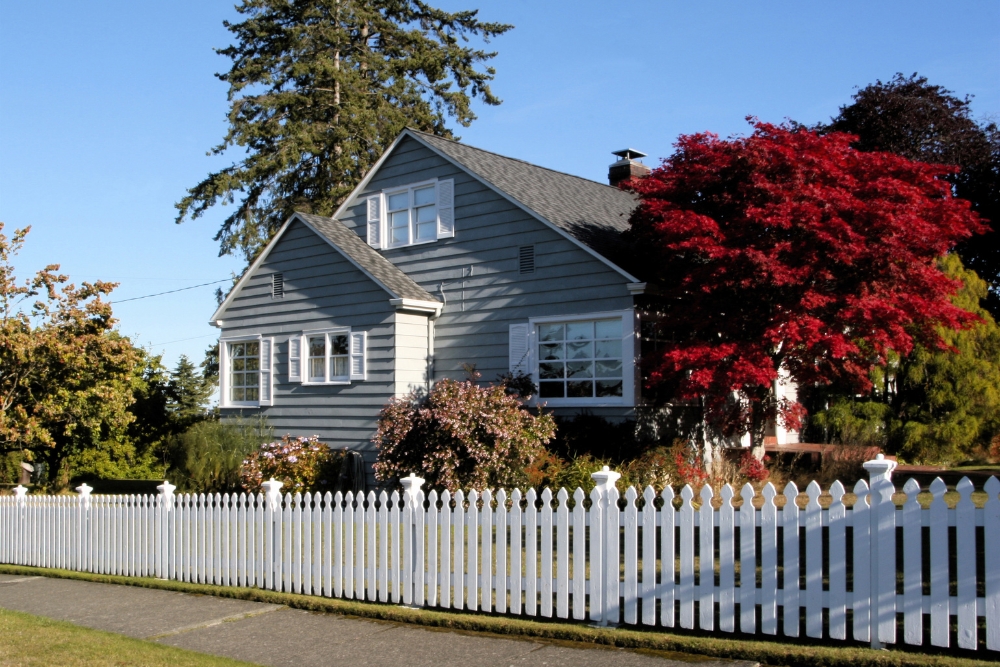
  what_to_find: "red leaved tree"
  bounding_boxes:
[625,121,985,454]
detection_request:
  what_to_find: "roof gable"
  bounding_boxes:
[210,212,437,323]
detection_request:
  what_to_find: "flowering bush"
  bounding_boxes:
[373,377,557,491]
[239,435,344,493]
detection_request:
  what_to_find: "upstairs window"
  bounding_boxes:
[307,332,349,382]
[366,179,454,249]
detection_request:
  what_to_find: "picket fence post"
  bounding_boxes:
[863,453,897,650]
[261,478,283,591]
[76,483,92,572]
[591,466,620,626]
[400,473,425,606]
[155,481,175,579]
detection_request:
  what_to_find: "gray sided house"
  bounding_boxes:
[210,130,659,481]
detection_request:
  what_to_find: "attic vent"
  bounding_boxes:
[518,245,535,275]
[271,273,284,299]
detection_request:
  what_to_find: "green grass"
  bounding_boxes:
[1,565,995,667]
[0,607,260,667]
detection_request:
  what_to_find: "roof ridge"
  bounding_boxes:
[405,127,629,194]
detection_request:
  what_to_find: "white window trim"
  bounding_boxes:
[383,178,440,249]
[526,308,638,408]
[219,334,273,408]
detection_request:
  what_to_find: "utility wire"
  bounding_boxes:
[111,279,230,304]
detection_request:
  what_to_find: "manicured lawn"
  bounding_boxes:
[0,608,260,667]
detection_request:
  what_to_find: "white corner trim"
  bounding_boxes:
[389,298,443,315]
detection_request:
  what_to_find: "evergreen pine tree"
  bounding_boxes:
[167,355,214,432]
[176,0,512,261]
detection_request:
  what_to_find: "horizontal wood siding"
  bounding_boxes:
[217,219,396,463]
[344,136,636,419]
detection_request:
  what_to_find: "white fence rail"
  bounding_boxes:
[2,457,998,653]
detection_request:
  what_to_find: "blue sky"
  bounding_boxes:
[2,0,998,379]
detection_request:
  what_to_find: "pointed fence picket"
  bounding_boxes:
[2,460,998,654]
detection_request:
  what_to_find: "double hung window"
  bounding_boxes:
[366,179,454,249]
[307,332,350,383]
[289,328,366,384]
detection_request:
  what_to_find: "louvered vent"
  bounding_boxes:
[518,245,535,275]
[271,273,284,299]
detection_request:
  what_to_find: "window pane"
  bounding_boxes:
[596,380,623,397]
[245,387,259,402]
[332,356,348,378]
[413,186,435,206]
[415,221,435,241]
[595,319,621,339]
[595,339,622,359]
[232,358,245,371]
[391,226,408,244]
[387,192,409,210]
[566,321,593,340]
[566,341,593,360]
[309,337,325,357]
[539,324,564,342]
[331,335,348,355]
[539,343,564,360]
[245,356,259,371]
[566,361,593,378]
[246,342,259,356]
[232,387,245,402]
[310,358,325,380]
[415,204,436,223]
[539,381,564,398]
[539,362,564,379]
[229,343,244,357]
[567,381,594,398]
[595,359,622,377]
[231,372,243,388]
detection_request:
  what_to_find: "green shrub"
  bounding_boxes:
[373,376,556,492]
[239,435,344,494]
[168,416,272,493]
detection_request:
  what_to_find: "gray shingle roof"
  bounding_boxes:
[295,212,437,303]
[408,130,640,277]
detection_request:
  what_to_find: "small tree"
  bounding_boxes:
[373,376,556,491]
[0,224,149,489]
[625,122,985,455]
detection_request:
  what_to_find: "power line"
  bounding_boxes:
[111,279,230,304]
[148,333,220,347]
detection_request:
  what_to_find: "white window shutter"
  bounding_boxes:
[366,195,382,248]
[218,341,229,407]
[349,330,367,381]
[288,335,302,382]
[436,179,454,238]
[509,323,530,374]
[259,337,273,406]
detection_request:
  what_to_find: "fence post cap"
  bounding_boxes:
[399,473,425,491]
[591,466,621,489]
[75,482,93,497]
[13,485,28,500]
[261,478,283,510]
[156,481,175,496]
[862,453,897,477]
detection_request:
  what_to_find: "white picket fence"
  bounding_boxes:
[2,456,998,653]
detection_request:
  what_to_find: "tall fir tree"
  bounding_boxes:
[176,0,512,261]
[166,355,214,432]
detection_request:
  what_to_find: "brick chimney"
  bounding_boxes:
[608,148,649,188]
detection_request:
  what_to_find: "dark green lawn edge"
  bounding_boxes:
[1,565,994,667]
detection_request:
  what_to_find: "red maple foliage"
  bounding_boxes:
[625,121,986,448]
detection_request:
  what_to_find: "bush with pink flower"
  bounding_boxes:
[239,435,344,493]
[373,375,556,492]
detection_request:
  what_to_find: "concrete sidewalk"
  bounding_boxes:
[0,574,755,667]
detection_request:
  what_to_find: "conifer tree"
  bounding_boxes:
[166,355,214,432]
[176,0,512,261]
